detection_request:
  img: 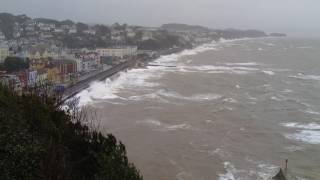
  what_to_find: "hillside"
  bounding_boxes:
[161,23,210,32]
[0,13,30,39]
[0,86,143,180]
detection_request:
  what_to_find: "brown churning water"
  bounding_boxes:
[77,38,320,180]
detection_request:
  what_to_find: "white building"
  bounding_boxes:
[54,28,64,33]
[127,30,136,38]
[83,29,96,35]
[96,46,138,58]
[69,27,77,34]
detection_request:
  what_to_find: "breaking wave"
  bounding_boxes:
[136,119,191,131]
[289,73,320,81]
[285,130,320,145]
[282,122,320,144]
[218,161,278,180]
[223,62,260,66]
[282,122,320,130]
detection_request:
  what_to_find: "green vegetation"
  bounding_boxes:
[0,57,29,73]
[0,86,143,180]
[138,31,191,50]
[0,13,30,39]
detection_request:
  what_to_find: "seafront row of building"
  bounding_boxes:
[0,44,144,94]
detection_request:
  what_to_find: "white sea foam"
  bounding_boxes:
[266,43,275,46]
[136,119,162,127]
[166,124,191,131]
[224,62,260,66]
[285,130,320,144]
[282,122,320,130]
[270,95,285,101]
[289,73,320,81]
[284,145,304,152]
[157,89,222,102]
[262,70,275,75]
[176,41,219,57]
[128,93,170,103]
[218,161,278,180]
[304,109,320,115]
[136,119,191,131]
[296,46,313,49]
[219,162,236,180]
[209,148,230,158]
[282,122,320,144]
[223,98,238,103]
[181,65,260,74]
[282,89,293,93]
[76,69,161,106]
[256,164,279,180]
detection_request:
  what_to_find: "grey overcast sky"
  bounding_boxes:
[1,0,320,36]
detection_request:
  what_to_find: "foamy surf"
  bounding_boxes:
[262,70,275,75]
[136,119,191,131]
[180,65,260,74]
[218,161,278,180]
[282,122,320,144]
[223,62,260,66]
[285,130,320,144]
[157,89,222,102]
[282,122,320,130]
[289,73,320,81]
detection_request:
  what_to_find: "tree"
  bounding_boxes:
[2,56,29,73]
[95,25,111,37]
[0,86,143,180]
[76,22,89,34]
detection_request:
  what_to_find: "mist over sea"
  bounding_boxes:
[77,38,320,180]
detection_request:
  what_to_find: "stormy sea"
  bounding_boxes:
[76,38,320,180]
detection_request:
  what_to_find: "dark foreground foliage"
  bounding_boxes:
[0,86,142,180]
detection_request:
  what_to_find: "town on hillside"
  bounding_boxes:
[0,13,285,96]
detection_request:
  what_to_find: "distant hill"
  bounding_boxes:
[34,18,60,25]
[161,23,268,39]
[0,13,30,39]
[161,23,210,32]
[0,13,77,39]
[269,33,287,37]
[217,29,268,39]
[34,18,75,26]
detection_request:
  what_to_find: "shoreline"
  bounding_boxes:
[61,47,185,102]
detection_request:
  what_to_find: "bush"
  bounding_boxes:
[1,57,29,73]
[0,86,142,180]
